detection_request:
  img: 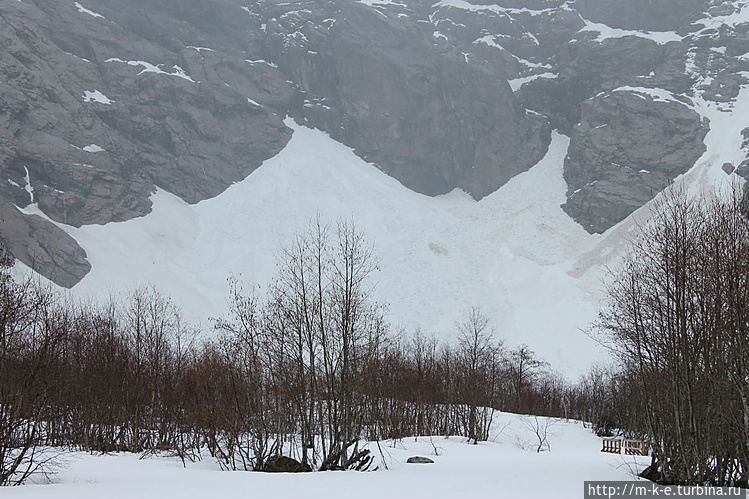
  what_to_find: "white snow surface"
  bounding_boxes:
[106,58,196,82]
[358,0,407,7]
[694,1,749,32]
[473,34,504,49]
[513,54,553,70]
[611,86,694,108]
[82,144,105,153]
[82,90,113,104]
[245,58,278,68]
[49,119,610,377]
[74,2,104,19]
[578,19,683,45]
[3,413,650,499]
[508,72,557,91]
[433,0,563,17]
[23,166,34,203]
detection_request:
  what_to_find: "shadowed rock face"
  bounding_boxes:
[575,0,708,32]
[561,91,709,233]
[262,1,551,199]
[1,0,295,224]
[0,200,90,288]
[1,0,747,286]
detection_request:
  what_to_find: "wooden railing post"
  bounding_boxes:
[624,439,646,456]
[601,438,622,454]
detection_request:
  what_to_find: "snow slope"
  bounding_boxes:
[20,72,749,378]
[3,413,650,499]
[50,118,607,377]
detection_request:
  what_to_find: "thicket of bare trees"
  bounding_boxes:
[0,251,62,485]
[0,220,578,484]
[593,187,749,487]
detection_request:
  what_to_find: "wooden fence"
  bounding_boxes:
[601,438,647,456]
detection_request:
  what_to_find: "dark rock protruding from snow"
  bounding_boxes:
[562,91,708,233]
[262,455,312,473]
[0,200,90,287]
[406,456,435,464]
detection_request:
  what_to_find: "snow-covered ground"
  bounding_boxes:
[3,414,650,499]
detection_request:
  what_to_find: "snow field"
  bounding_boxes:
[3,413,649,499]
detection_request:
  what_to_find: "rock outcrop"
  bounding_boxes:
[262,455,312,473]
[1,0,296,282]
[0,200,90,287]
[562,90,708,233]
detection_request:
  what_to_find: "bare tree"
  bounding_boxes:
[507,345,546,414]
[597,186,749,486]
[0,258,61,485]
[0,218,608,481]
[216,217,384,471]
[455,307,502,443]
[519,415,557,453]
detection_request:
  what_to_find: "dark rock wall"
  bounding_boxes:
[575,0,709,32]
[263,2,550,198]
[562,91,708,232]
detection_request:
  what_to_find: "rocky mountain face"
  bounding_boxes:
[0,0,747,286]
